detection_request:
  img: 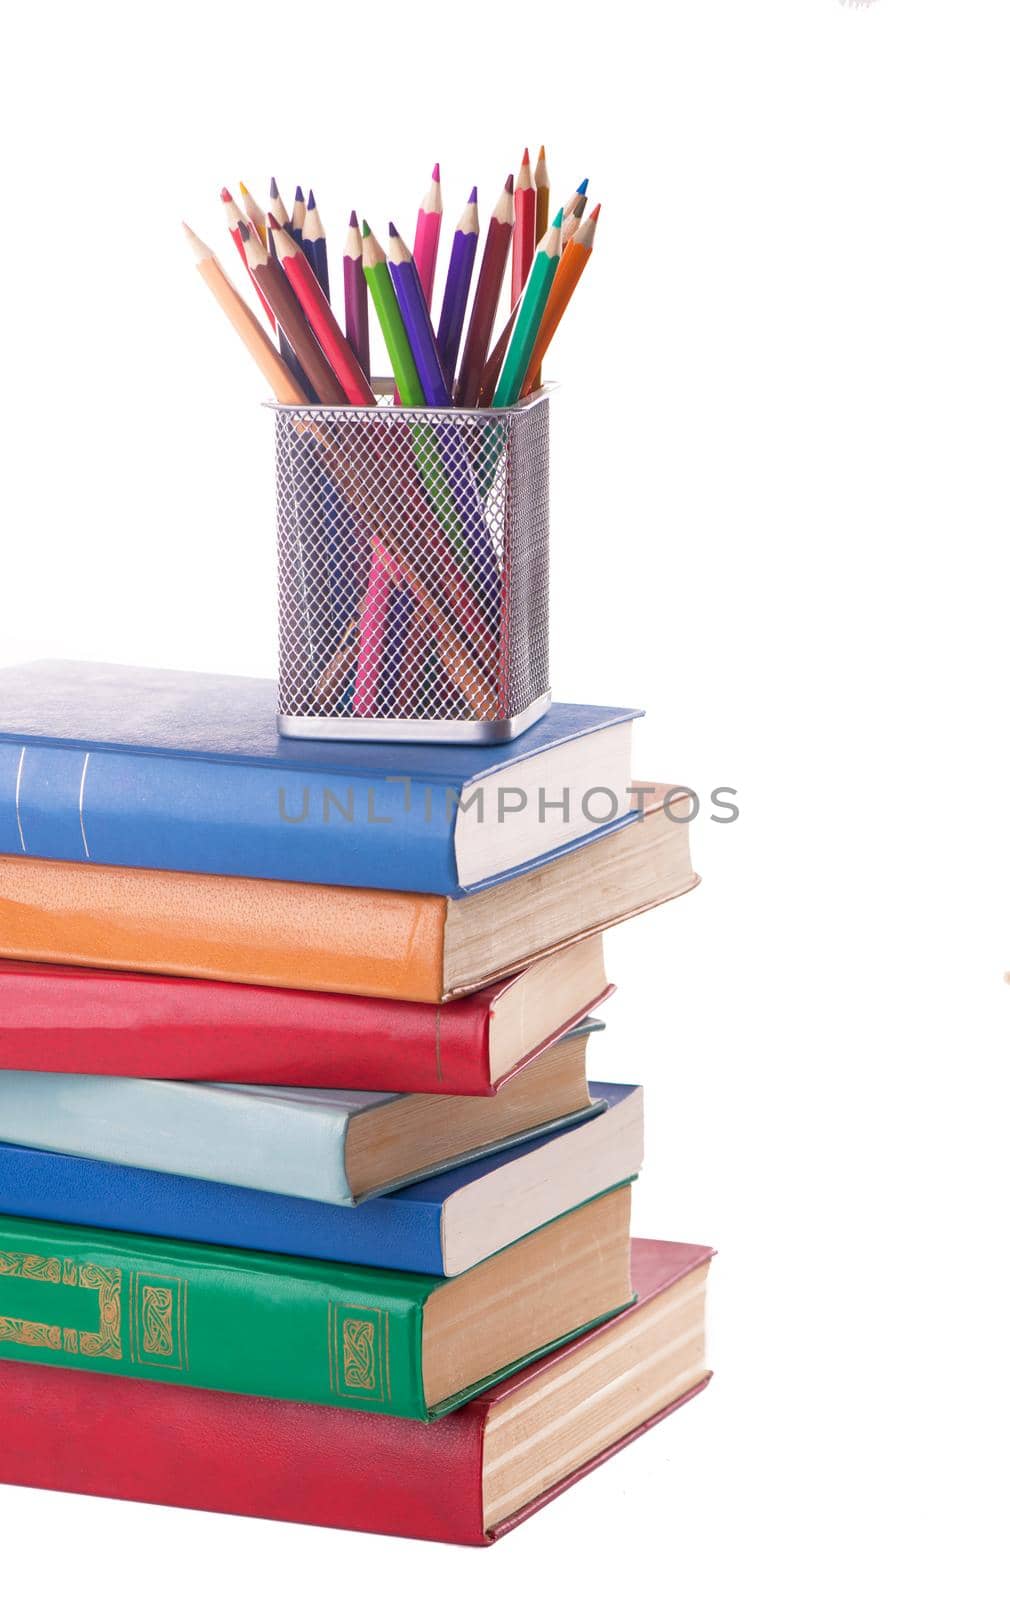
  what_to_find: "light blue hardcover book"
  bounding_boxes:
[0,1024,599,1206]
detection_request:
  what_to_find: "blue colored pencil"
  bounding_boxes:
[436,188,479,388]
[291,185,306,244]
[386,222,452,407]
[302,190,330,300]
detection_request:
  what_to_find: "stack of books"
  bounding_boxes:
[0,660,713,1546]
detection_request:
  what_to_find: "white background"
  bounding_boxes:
[1,1,1006,1594]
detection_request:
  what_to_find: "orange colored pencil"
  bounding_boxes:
[520,204,600,397]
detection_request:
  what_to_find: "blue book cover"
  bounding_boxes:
[0,661,641,896]
[0,1083,641,1277]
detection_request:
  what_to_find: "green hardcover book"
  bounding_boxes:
[0,1186,633,1421]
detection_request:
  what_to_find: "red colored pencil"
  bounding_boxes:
[268,219,375,405]
[220,187,276,330]
[455,175,514,408]
[511,148,536,308]
[413,162,442,309]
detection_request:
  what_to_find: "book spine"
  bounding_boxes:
[0,1143,450,1274]
[0,857,449,1002]
[0,1215,432,1417]
[0,1361,489,1544]
[1,743,461,893]
[0,962,495,1094]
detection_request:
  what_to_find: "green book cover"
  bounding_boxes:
[0,1199,631,1421]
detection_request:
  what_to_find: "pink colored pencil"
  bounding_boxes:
[413,162,443,309]
[352,562,394,716]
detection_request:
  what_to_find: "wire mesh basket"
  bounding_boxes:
[272,387,551,743]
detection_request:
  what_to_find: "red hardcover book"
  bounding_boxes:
[0,939,612,1094]
[0,1239,712,1545]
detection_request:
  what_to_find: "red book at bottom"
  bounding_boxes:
[0,1239,713,1546]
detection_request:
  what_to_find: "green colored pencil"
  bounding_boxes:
[492,208,563,407]
[360,220,424,405]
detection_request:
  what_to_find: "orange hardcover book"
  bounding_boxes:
[0,786,696,1002]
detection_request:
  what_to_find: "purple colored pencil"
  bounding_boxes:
[386,222,452,407]
[343,211,370,383]
[436,187,480,388]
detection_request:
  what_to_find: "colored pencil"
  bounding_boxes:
[182,224,306,405]
[269,219,375,405]
[494,209,563,407]
[241,221,346,405]
[562,178,589,217]
[302,190,330,300]
[436,187,479,386]
[387,224,452,408]
[521,204,600,397]
[477,303,519,407]
[511,148,536,308]
[239,182,268,245]
[220,188,276,330]
[561,191,588,249]
[455,175,514,408]
[268,177,292,235]
[291,185,306,244]
[343,211,370,383]
[534,145,550,242]
[360,221,424,405]
[413,163,442,309]
[265,216,313,400]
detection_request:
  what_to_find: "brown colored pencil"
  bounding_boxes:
[534,144,550,242]
[182,224,306,405]
[240,222,346,405]
[455,175,515,408]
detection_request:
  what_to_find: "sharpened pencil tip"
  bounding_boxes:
[267,213,281,229]
[388,221,400,238]
[505,175,514,194]
[432,162,440,181]
[307,189,316,209]
[577,179,588,195]
[220,186,233,203]
[521,148,530,165]
[269,177,280,198]
[237,219,251,240]
[239,181,251,197]
[538,144,546,161]
[295,185,304,202]
[552,208,564,228]
[360,219,372,238]
[589,202,601,220]
[468,185,477,203]
[349,209,358,227]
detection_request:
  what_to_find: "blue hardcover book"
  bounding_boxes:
[0,1083,642,1277]
[0,661,642,895]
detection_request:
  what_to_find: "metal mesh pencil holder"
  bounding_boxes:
[272,388,551,743]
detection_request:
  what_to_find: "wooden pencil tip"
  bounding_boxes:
[589,202,601,220]
[269,176,280,198]
[468,185,477,203]
[220,186,233,203]
[267,212,281,230]
[521,147,530,164]
[538,144,546,160]
[360,219,372,238]
[551,207,564,228]
[295,185,304,202]
[307,189,316,209]
[577,178,588,195]
[237,219,251,240]
[239,181,251,197]
[388,221,400,238]
[349,208,358,227]
[432,162,440,181]
[505,174,514,194]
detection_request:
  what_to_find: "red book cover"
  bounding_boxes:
[0,958,612,1094]
[0,1240,712,1546]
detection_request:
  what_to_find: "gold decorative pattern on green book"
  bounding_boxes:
[329,1304,391,1403]
[0,1251,123,1360]
[130,1272,189,1371]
